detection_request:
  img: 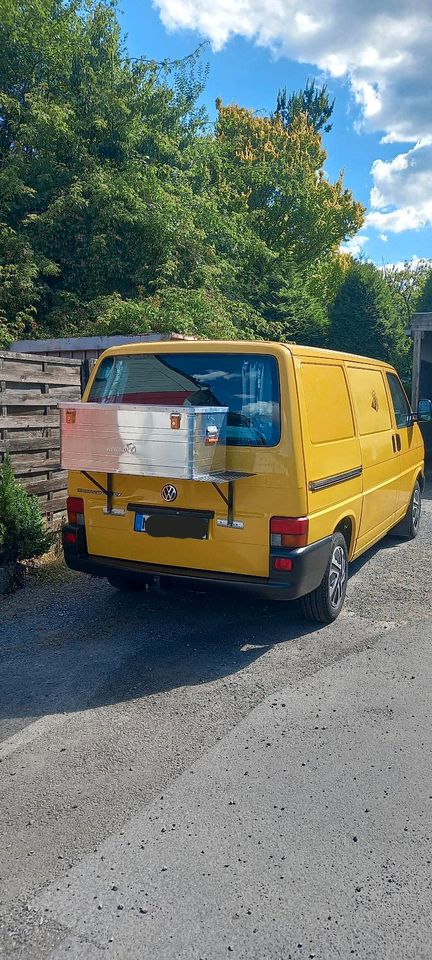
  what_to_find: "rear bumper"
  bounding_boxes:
[62,527,333,600]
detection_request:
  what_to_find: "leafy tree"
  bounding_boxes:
[329,262,410,373]
[383,259,432,326]
[79,289,261,340]
[246,257,328,344]
[0,0,364,352]
[275,79,335,134]
[415,269,432,313]
[0,0,208,342]
[308,252,352,316]
[214,102,364,265]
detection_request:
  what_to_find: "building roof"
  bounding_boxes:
[10,333,183,353]
[408,312,432,335]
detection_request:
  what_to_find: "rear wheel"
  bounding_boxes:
[299,532,348,624]
[390,480,422,540]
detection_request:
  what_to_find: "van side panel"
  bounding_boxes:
[294,358,363,554]
[346,365,401,552]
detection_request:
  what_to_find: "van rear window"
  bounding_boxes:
[89,352,280,447]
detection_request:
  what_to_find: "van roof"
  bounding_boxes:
[100,339,395,369]
[286,343,393,367]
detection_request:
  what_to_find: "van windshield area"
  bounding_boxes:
[89,352,280,447]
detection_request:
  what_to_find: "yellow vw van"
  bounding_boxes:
[62,341,424,623]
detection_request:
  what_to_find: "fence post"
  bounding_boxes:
[411,330,422,412]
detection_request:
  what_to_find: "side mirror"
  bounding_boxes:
[417,399,432,422]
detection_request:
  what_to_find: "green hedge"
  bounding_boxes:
[0,456,53,565]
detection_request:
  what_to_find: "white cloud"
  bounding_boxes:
[154,0,432,235]
[367,142,432,233]
[379,234,388,242]
[340,234,369,257]
[351,78,381,120]
[155,0,432,140]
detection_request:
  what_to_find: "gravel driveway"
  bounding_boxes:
[1,485,431,958]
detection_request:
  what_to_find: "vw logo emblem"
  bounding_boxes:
[161,484,177,503]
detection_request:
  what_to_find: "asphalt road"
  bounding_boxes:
[1,491,432,959]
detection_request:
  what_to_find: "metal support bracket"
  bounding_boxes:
[106,472,113,514]
[211,480,235,526]
[79,469,253,524]
[81,470,114,514]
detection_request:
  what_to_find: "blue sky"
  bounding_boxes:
[118,0,432,267]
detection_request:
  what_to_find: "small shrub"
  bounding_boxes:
[0,455,53,566]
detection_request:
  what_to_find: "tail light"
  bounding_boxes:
[270,516,308,549]
[273,557,293,571]
[67,496,85,526]
[63,530,77,545]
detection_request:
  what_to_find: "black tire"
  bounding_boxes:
[106,574,146,592]
[390,480,422,540]
[299,532,348,624]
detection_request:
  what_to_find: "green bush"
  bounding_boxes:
[0,455,53,565]
[329,261,410,373]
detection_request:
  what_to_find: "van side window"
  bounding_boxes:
[300,363,354,443]
[346,367,391,436]
[387,373,411,429]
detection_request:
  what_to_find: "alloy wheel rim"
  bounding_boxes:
[412,487,421,531]
[329,545,347,610]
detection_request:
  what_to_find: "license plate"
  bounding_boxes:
[134,512,209,540]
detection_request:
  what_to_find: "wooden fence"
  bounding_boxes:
[0,351,82,525]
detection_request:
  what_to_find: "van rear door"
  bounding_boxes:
[78,346,304,579]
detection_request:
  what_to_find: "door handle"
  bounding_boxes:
[395,433,401,451]
[392,433,401,452]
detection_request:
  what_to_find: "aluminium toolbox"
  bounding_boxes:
[59,402,228,479]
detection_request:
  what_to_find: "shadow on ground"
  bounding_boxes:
[2,481,430,732]
[0,581,324,729]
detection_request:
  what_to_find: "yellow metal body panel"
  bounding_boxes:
[345,365,399,549]
[294,355,363,556]
[68,340,425,577]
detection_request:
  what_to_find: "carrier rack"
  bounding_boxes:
[79,469,254,528]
